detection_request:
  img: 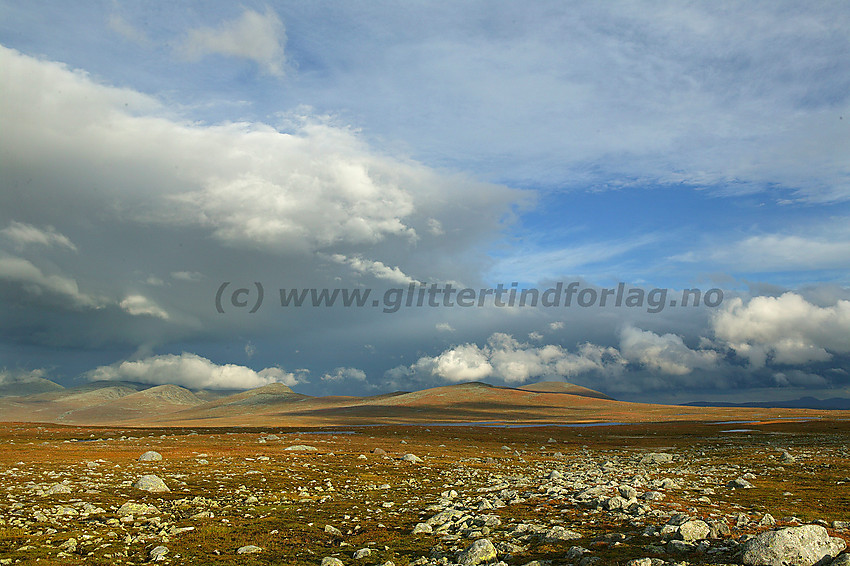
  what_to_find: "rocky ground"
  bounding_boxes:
[0,420,848,565]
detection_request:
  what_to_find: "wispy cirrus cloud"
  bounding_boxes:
[178,8,287,76]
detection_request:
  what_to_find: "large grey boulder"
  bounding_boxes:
[741,525,846,566]
[677,520,710,541]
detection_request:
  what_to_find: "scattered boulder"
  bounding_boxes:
[741,525,846,566]
[353,548,372,559]
[457,538,497,566]
[133,474,169,493]
[285,445,318,451]
[401,453,422,463]
[728,477,755,489]
[677,519,710,541]
[708,520,731,539]
[237,545,262,554]
[640,453,673,464]
[325,524,343,536]
[44,483,72,495]
[322,558,344,566]
[138,451,162,462]
[150,546,168,561]
[117,502,158,517]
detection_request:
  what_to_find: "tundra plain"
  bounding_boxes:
[0,382,848,565]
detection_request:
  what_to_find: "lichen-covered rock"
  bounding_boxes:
[133,474,169,493]
[457,538,497,566]
[677,519,710,541]
[237,545,262,554]
[150,546,168,561]
[640,452,673,464]
[741,525,846,566]
[139,451,162,462]
[117,502,158,516]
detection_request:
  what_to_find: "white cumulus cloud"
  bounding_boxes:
[712,292,850,367]
[395,332,625,385]
[328,254,417,284]
[87,352,305,390]
[619,326,719,375]
[321,367,367,382]
[119,295,170,320]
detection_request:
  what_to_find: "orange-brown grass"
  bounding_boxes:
[0,420,847,565]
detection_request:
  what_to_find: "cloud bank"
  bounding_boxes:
[87,353,305,390]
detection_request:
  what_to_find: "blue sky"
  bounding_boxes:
[1,2,849,403]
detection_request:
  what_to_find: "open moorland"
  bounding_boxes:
[0,383,848,565]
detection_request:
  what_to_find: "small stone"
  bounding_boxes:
[285,445,318,451]
[708,520,731,539]
[353,548,372,559]
[150,546,168,561]
[134,474,169,493]
[237,545,262,554]
[618,485,638,499]
[412,522,433,534]
[44,483,72,495]
[117,502,158,517]
[728,477,754,489]
[322,558,344,566]
[325,524,343,536]
[139,451,162,462]
[401,453,422,463]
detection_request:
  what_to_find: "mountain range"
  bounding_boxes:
[1,378,846,426]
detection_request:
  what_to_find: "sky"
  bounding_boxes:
[1,1,849,404]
